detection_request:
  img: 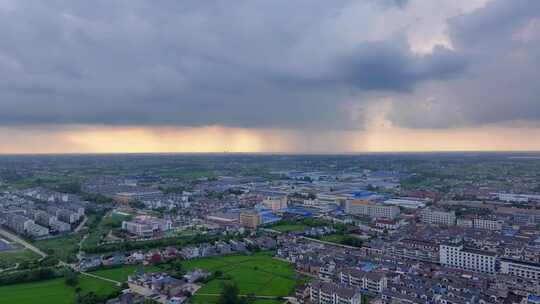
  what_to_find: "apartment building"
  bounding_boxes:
[122,216,172,237]
[500,259,540,281]
[7,214,31,234]
[57,209,79,224]
[340,268,387,294]
[34,210,54,227]
[262,196,288,211]
[473,218,503,231]
[309,280,362,304]
[26,221,49,237]
[420,208,456,226]
[239,211,261,229]
[456,218,473,228]
[440,243,496,273]
[50,218,71,233]
[345,200,399,219]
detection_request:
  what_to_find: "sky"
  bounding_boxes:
[1,0,540,153]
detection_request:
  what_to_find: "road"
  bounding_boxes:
[79,271,121,286]
[196,293,283,299]
[299,236,359,250]
[1,225,123,289]
[74,216,88,233]
[0,227,48,258]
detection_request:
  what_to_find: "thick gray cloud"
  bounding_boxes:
[0,0,468,130]
[388,0,540,128]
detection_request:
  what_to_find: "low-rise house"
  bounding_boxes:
[183,269,210,283]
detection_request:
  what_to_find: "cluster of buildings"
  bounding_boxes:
[279,232,540,304]
[126,269,209,304]
[180,236,276,259]
[77,235,276,273]
[83,176,191,210]
[75,169,540,304]
[0,189,86,238]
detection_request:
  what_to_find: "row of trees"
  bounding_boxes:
[83,232,238,254]
[0,267,60,286]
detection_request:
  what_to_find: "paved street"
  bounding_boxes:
[0,227,47,258]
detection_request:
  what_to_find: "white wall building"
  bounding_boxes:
[456,218,473,228]
[440,243,496,273]
[500,259,540,281]
[345,200,400,219]
[473,218,503,231]
[340,268,387,294]
[383,198,427,209]
[122,216,172,237]
[420,209,456,226]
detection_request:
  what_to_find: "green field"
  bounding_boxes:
[183,252,297,304]
[0,249,40,269]
[0,275,117,304]
[0,265,163,304]
[269,224,308,233]
[34,234,83,262]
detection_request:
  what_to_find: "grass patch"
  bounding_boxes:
[0,274,118,304]
[191,295,281,304]
[0,249,40,269]
[183,252,297,304]
[89,265,161,282]
[269,224,308,233]
[0,265,159,303]
[33,234,83,263]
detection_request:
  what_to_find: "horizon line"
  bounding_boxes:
[1,150,540,157]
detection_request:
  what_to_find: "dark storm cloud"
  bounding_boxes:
[0,0,463,130]
[340,42,466,92]
[388,0,540,129]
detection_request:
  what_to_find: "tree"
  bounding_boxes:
[217,282,248,304]
[64,270,79,287]
[76,292,100,304]
[168,259,185,278]
[341,236,363,248]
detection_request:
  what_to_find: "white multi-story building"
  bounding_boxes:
[345,200,399,219]
[309,280,362,304]
[495,193,530,202]
[420,209,456,226]
[500,259,540,281]
[122,216,172,237]
[473,218,503,231]
[50,218,71,233]
[440,243,496,273]
[340,268,387,294]
[383,198,427,209]
[456,218,473,228]
[25,221,49,237]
